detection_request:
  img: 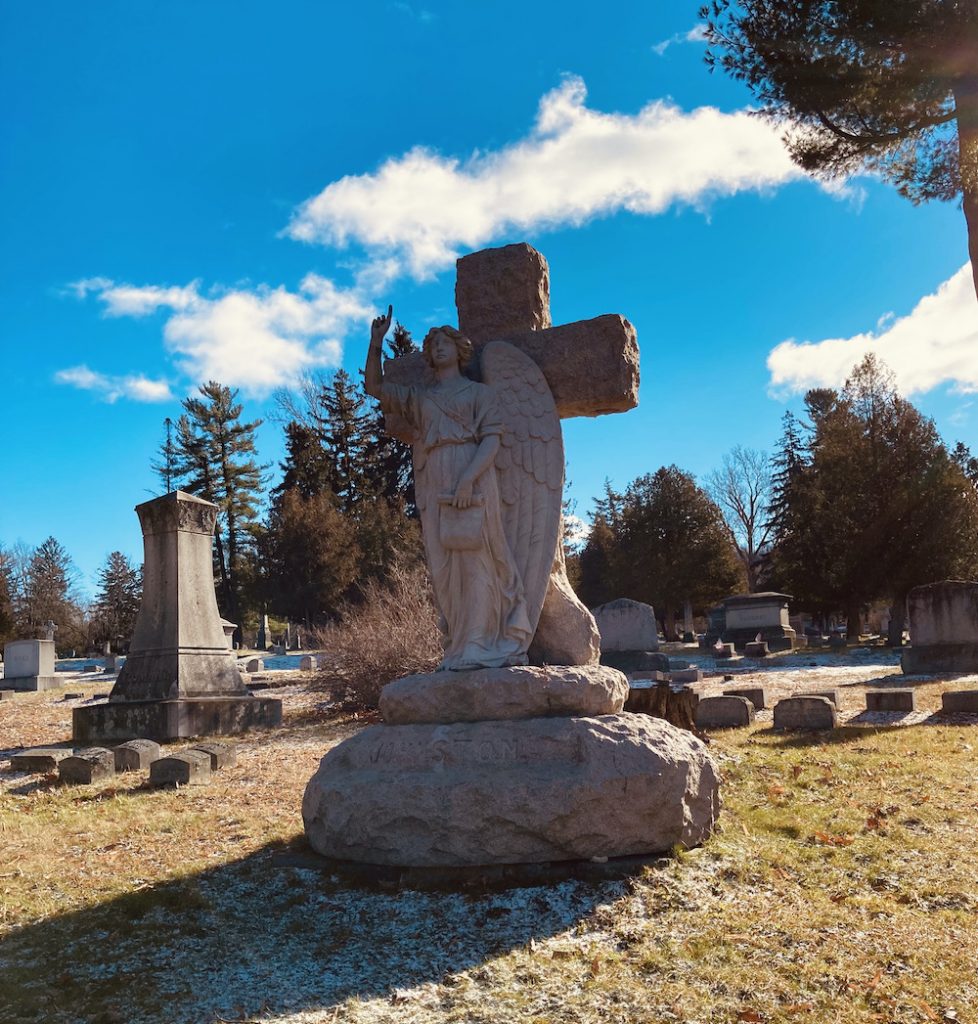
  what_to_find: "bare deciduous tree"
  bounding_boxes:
[706,446,773,593]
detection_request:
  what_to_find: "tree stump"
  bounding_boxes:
[624,682,704,739]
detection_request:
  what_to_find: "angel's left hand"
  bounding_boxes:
[453,479,474,508]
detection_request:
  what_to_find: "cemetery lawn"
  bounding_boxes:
[1,674,977,1024]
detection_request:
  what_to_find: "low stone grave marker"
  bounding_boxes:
[723,686,768,710]
[114,739,162,771]
[83,665,100,673]
[865,689,916,712]
[695,695,754,729]
[150,750,212,787]
[245,658,264,673]
[61,692,84,701]
[299,655,318,671]
[670,668,703,684]
[628,670,668,683]
[190,741,237,770]
[0,690,16,701]
[773,696,837,730]
[59,748,115,784]
[745,641,769,658]
[10,748,73,772]
[714,643,735,659]
[941,690,978,713]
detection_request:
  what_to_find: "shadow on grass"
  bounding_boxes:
[0,835,630,1024]
[757,724,890,749]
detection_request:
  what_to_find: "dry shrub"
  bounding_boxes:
[311,561,442,709]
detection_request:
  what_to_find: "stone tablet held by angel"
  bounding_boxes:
[364,305,563,672]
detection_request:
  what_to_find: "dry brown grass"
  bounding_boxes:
[1,662,977,1024]
[310,562,442,709]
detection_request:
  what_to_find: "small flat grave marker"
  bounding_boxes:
[865,689,916,713]
[723,686,768,710]
[670,668,703,684]
[774,696,837,731]
[695,695,754,729]
[10,747,73,772]
[714,643,735,660]
[941,690,978,713]
[150,750,212,787]
[189,742,237,770]
[114,739,162,771]
[799,689,840,708]
[59,747,115,784]
[745,641,769,658]
[245,658,264,673]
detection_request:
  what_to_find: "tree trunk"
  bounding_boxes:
[625,681,703,739]
[886,598,906,647]
[846,602,862,644]
[953,77,978,302]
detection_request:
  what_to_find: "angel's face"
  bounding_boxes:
[429,331,460,369]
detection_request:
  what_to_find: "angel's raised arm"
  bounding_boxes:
[364,304,393,399]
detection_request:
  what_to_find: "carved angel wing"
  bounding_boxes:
[481,340,563,636]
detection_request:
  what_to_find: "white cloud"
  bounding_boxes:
[69,274,371,397]
[286,75,808,280]
[651,23,708,56]
[54,365,173,403]
[767,263,978,396]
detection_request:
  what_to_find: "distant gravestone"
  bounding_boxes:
[150,750,212,786]
[745,640,769,658]
[865,689,916,712]
[941,690,978,713]
[773,696,837,730]
[723,686,768,710]
[103,654,117,673]
[592,599,659,653]
[670,668,703,684]
[114,739,162,771]
[189,742,237,770]
[59,748,115,784]
[10,748,72,772]
[220,619,237,651]
[695,695,754,729]
[721,593,796,652]
[2,640,59,691]
[245,658,264,673]
[299,655,317,671]
[73,492,282,743]
[902,580,978,674]
[799,689,840,707]
[256,614,270,651]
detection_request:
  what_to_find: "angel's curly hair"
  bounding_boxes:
[422,325,474,370]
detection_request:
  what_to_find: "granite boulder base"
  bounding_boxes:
[73,491,281,743]
[303,665,720,868]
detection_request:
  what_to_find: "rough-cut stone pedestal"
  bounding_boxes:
[303,664,720,868]
[74,491,281,743]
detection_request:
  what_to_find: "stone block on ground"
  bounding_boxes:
[114,739,162,771]
[941,690,978,713]
[149,750,212,786]
[303,714,719,867]
[299,655,317,671]
[695,695,754,729]
[0,690,16,701]
[10,747,73,772]
[628,670,668,683]
[774,696,838,730]
[669,668,703,684]
[245,658,264,673]
[189,741,237,770]
[745,641,769,658]
[713,643,735,659]
[865,689,916,712]
[59,747,115,784]
[723,686,768,710]
[380,665,628,726]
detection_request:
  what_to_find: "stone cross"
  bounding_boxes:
[42,620,58,642]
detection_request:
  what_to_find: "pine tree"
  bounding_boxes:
[174,382,266,633]
[150,416,177,494]
[24,537,85,647]
[90,551,142,649]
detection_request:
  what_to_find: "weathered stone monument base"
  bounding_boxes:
[73,695,282,743]
[902,580,978,674]
[303,664,719,868]
[901,643,978,674]
[2,639,60,691]
[303,712,718,867]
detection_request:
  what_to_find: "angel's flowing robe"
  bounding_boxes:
[381,376,532,670]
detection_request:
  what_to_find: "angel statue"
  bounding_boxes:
[364,305,563,671]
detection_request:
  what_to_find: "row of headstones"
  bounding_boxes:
[241,654,323,673]
[9,739,236,786]
[692,686,978,729]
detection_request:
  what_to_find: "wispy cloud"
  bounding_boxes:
[286,75,811,280]
[54,365,173,403]
[651,23,708,57]
[767,263,978,396]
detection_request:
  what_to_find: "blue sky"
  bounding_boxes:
[2,1,975,598]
